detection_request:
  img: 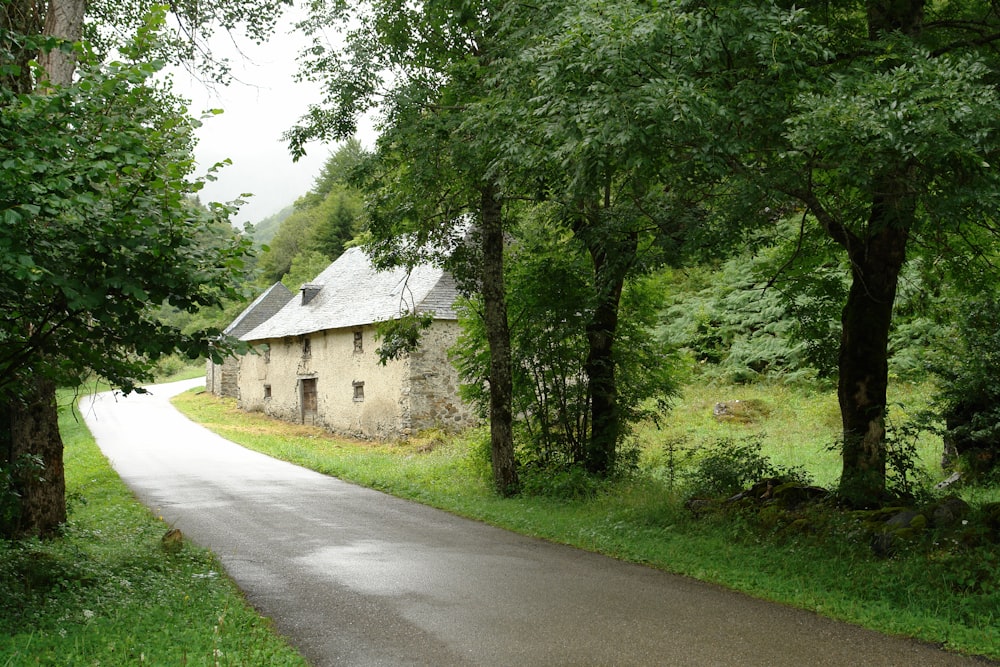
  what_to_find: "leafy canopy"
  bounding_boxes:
[0,8,254,398]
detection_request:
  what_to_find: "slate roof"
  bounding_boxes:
[224,282,294,338]
[240,247,460,342]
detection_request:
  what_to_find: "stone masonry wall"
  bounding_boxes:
[407,320,477,434]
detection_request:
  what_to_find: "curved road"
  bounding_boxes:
[81,380,987,666]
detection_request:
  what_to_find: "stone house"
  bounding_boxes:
[206,281,294,398]
[235,247,475,440]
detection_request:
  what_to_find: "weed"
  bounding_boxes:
[519,463,605,500]
[654,436,695,490]
[884,417,935,503]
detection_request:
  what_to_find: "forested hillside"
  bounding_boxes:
[248,205,293,247]
[255,139,366,287]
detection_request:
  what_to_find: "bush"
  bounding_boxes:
[927,292,1000,480]
[518,462,605,500]
[682,434,812,498]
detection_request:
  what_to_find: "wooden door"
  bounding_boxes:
[301,378,318,425]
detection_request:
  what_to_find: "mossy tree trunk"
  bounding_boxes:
[481,184,519,495]
[0,0,82,539]
[837,216,910,506]
[1,378,66,538]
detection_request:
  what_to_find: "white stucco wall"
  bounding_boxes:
[237,321,475,440]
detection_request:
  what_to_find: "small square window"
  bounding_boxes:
[353,331,363,353]
[353,381,365,402]
[264,384,272,399]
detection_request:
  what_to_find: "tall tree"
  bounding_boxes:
[452,215,677,471]
[0,2,278,538]
[562,0,1000,504]
[724,0,1000,505]
[287,0,526,494]
[37,0,84,86]
[492,1,707,475]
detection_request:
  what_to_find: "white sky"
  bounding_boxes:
[168,10,375,228]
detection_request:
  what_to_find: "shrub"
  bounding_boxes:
[518,462,605,500]
[682,434,812,498]
[926,292,1000,480]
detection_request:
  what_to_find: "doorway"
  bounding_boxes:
[300,378,318,425]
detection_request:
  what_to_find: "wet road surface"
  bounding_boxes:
[81,380,989,666]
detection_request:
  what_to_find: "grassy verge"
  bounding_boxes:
[637,380,945,488]
[157,358,209,384]
[0,393,308,666]
[172,385,999,662]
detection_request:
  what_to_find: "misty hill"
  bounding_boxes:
[247,205,294,246]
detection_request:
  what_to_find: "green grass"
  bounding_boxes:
[156,358,209,384]
[172,384,1000,662]
[637,379,945,488]
[0,393,307,666]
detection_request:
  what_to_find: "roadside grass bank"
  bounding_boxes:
[0,391,308,666]
[173,384,999,662]
[156,357,210,384]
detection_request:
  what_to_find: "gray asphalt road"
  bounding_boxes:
[81,380,989,666]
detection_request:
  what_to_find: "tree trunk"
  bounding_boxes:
[0,378,66,538]
[582,249,625,475]
[0,0,44,93]
[0,0,84,539]
[838,231,908,506]
[867,0,924,40]
[37,0,86,88]
[579,202,636,476]
[831,0,924,507]
[480,184,519,495]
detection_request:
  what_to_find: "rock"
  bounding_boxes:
[785,518,812,534]
[981,502,1000,534]
[712,399,770,424]
[886,510,925,531]
[724,477,783,504]
[770,483,829,509]
[685,498,718,517]
[934,471,962,490]
[870,510,927,558]
[928,496,970,528]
